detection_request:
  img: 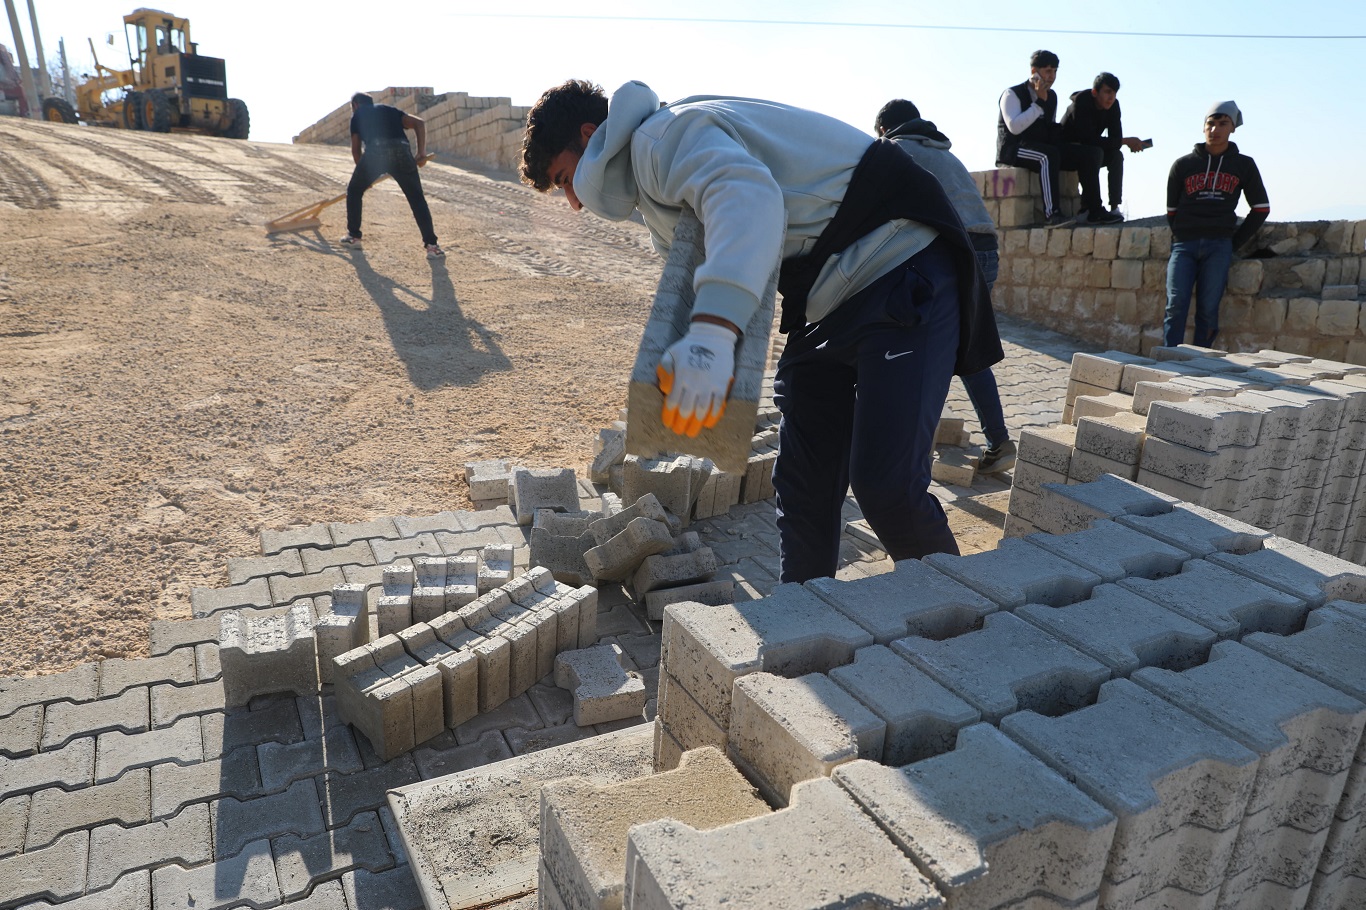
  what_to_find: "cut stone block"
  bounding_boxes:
[218,603,318,708]
[511,468,580,526]
[472,635,512,713]
[806,558,998,644]
[539,747,769,910]
[586,494,672,547]
[1017,424,1078,475]
[1017,583,1218,677]
[894,610,1111,723]
[629,546,719,596]
[624,209,778,475]
[1075,411,1148,463]
[529,526,594,588]
[924,536,1104,608]
[729,671,885,805]
[1034,473,1179,535]
[433,648,479,730]
[442,555,478,609]
[553,644,646,727]
[477,544,515,594]
[583,517,674,584]
[1024,520,1190,583]
[643,580,734,623]
[1119,559,1309,639]
[1002,679,1260,906]
[1147,398,1264,452]
[620,455,706,528]
[1208,536,1366,607]
[624,777,942,910]
[465,459,515,503]
[660,584,873,735]
[1072,351,1157,390]
[1115,501,1272,558]
[834,724,1118,909]
[655,671,727,764]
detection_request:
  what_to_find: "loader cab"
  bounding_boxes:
[124,9,193,92]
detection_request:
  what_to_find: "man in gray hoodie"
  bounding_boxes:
[520,79,1002,583]
[876,99,1014,475]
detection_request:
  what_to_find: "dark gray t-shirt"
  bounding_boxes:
[349,103,408,148]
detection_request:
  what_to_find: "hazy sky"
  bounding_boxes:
[11,0,1366,221]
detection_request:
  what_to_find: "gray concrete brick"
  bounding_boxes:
[806,558,999,644]
[212,778,324,859]
[1030,518,1190,590]
[1075,411,1148,463]
[1119,559,1309,639]
[201,695,303,759]
[441,555,479,610]
[1147,397,1264,452]
[477,544,515,594]
[411,729,512,780]
[0,736,95,796]
[0,705,40,758]
[197,643,220,685]
[835,724,1117,908]
[16,870,150,910]
[394,511,464,538]
[629,547,719,596]
[329,517,401,546]
[642,579,733,622]
[894,610,1112,723]
[1017,423,1077,475]
[96,716,202,784]
[452,693,542,746]
[504,720,599,755]
[510,468,580,526]
[302,539,377,575]
[924,536,1105,609]
[660,584,873,734]
[553,644,646,727]
[99,651,196,698]
[0,664,100,719]
[317,757,421,828]
[1209,536,1366,607]
[219,602,318,708]
[261,521,332,556]
[151,837,280,910]
[272,809,396,899]
[1243,602,1366,705]
[0,830,88,906]
[269,566,348,607]
[37,686,147,752]
[371,533,444,566]
[87,802,212,890]
[584,517,674,584]
[149,746,262,818]
[150,680,225,728]
[828,645,980,766]
[227,548,305,585]
[340,865,424,910]
[1002,679,1261,905]
[190,578,272,618]
[457,504,518,531]
[148,617,221,657]
[625,777,939,910]
[27,767,150,851]
[466,459,516,503]
[258,726,362,792]
[1034,473,1179,535]
[1072,351,1156,389]
[1116,501,1272,558]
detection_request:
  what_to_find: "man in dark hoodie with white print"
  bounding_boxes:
[1163,100,1270,348]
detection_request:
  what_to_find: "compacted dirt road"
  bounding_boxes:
[0,118,662,677]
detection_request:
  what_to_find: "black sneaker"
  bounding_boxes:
[977,439,1017,474]
[1088,209,1124,225]
[1044,213,1075,228]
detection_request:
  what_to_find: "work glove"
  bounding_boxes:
[656,322,738,438]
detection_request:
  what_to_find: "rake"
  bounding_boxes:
[265,155,434,235]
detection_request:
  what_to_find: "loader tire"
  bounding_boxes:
[223,98,249,139]
[41,98,78,124]
[122,91,143,130]
[142,89,173,132]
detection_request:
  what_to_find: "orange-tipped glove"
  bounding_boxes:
[655,322,738,438]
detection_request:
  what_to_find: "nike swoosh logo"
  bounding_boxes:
[884,350,915,360]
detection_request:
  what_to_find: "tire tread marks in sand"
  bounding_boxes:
[47,131,222,206]
[1,130,141,201]
[0,147,58,209]
[484,234,589,280]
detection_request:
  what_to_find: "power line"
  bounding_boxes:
[454,12,1366,40]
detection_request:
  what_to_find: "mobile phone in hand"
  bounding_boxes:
[1141,138,1154,149]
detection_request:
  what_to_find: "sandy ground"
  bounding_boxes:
[0,118,665,677]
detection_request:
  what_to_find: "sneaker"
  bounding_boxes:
[1109,205,1126,221]
[1088,208,1124,225]
[425,243,445,259]
[338,233,362,248]
[977,439,1017,475]
[1044,213,1075,228]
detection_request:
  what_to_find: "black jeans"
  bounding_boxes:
[346,144,438,246]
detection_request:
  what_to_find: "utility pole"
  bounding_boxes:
[2,0,39,117]
[58,35,71,104]
[25,0,49,98]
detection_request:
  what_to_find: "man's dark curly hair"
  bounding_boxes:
[520,79,609,192]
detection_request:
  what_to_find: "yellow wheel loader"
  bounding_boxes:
[57,8,249,138]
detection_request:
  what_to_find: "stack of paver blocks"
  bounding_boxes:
[333,566,598,760]
[1006,345,1366,562]
[531,475,1366,910]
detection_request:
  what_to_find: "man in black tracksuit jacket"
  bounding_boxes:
[1060,72,1148,218]
[1163,100,1270,348]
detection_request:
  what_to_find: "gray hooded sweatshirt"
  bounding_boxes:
[571,81,937,328]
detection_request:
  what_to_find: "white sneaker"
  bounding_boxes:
[338,233,362,248]
[425,243,445,259]
[1109,206,1126,221]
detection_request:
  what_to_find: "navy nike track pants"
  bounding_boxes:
[773,235,961,584]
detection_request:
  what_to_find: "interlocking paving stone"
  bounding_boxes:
[295,693,352,742]
[195,645,221,682]
[451,693,543,746]
[371,534,444,566]
[317,757,421,829]
[16,869,151,910]
[87,803,213,890]
[526,681,574,727]
[150,680,225,728]
[189,578,272,618]
[212,779,325,860]
[329,518,401,546]
[0,705,41,757]
[201,695,304,759]
[272,809,396,899]
[341,865,424,910]
[0,736,95,796]
[0,830,88,905]
[302,539,378,575]
[151,837,280,910]
[412,730,513,780]
[149,746,263,818]
[148,617,221,656]
[269,567,348,607]
[228,549,306,586]
[99,652,196,698]
[40,687,148,751]
[505,721,600,756]
[280,879,348,910]
[394,512,464,538]
[96,716,203,783]
[0,795,29,857]
[261,522,332,556]
[27,767,150,851]
[257,726,363,792]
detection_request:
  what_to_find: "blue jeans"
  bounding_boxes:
[961,248,1008,448]
[773,237,961,583]
[1164,237,1233,348]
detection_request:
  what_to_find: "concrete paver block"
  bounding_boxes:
[433,648,479,729]
[655,672,727,765]
[151,837,280,910]
[98,651,197,698]
[258,725,363,792]
[1072,351,1157,390]
[834,724,1118,908]
[660,584,873,733]
[1119,559,1309,640]
[87,802,212,890]
[472,635,512,714]
[629,546,719,595]
[1116,501,1272,558]
[539,747,768,910]
[1017,424,1078,475]
[553,644,646,727]
[0,830,89,906]
[587,494,671,547]
[1209,536,1366,607]
[584,516,674,584]
[218,603,318,708]
[40,685,148,751]
[1,665,99,719]
[443,555,478,609]
[501,620,539,699]
[26,767,150,851]
[620,456,703,528]
[530,526,594,588]
[1025,520,1190,583]
[95,716,204,783]
[0,736,95,797]
[1147,397,1264,452]
[1002,679,1260,905]
[1034,474,1178,535]
[227,548,304,586]
[477,544,515,594]
[807,558,998,644]
[643,580,734,622]
[272,809,395,900]
[211,778,326,860]
[624,777,941,910]
[189,578,272,618]
[466,459,516,503]
[1075,411,1148,463]
[924,536,1104,609]
[511,468,580,526]
[1017,583,1218,677]
[894,610,1111,723]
